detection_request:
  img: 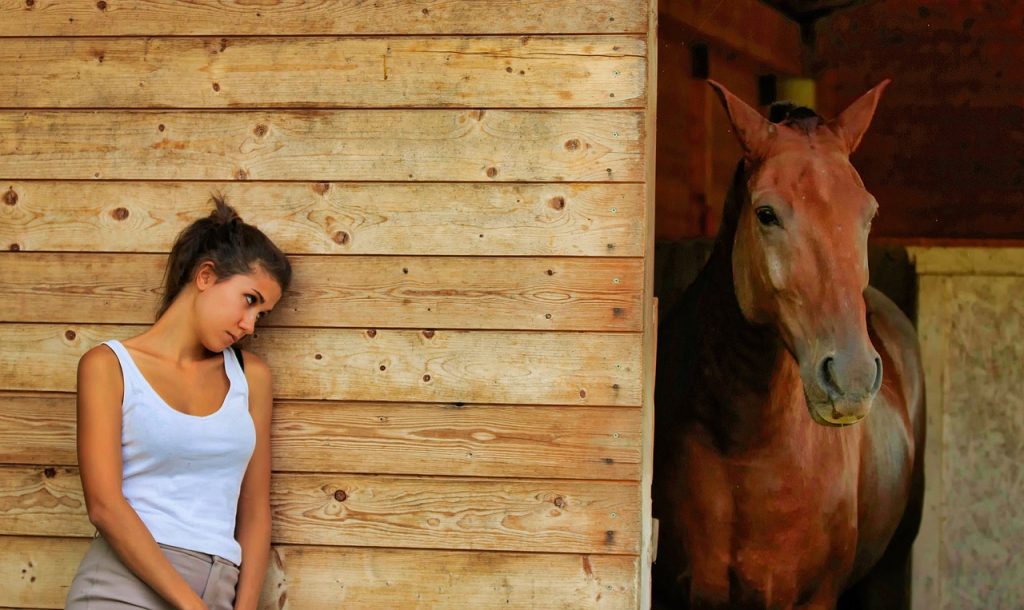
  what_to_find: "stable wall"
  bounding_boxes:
[912,248,1024,610]
[0,2,657,608]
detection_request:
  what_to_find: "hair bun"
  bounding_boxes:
[209,193,242,226]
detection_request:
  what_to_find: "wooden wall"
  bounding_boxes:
[912,247,1024,610]
[813,2,1024,241]
[0,1,657,608]
[656,0,803,240]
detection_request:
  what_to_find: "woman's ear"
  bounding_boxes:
[194,261,218,291]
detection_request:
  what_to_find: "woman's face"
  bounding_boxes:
[194,262,283,351]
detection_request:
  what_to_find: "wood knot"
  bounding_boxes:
[612,307,623,317]
[9,243,20,251]
[579,389,587,398]
[422,374,431,382]
[553,496,566,508]
[564,139,580,151]
[549,196,565,210]
[402,267,408,274]
[506,66,513,73]
[546,269,554,276]
[44,467,56,478]
[379,364,386,371]
[253,124,268,137]
[604,530,616,545]
[111,207,129,220]
[212,82,221,92]
[545,313,552,319]
[333,490,347,502]
[96,53,105,64]
[421,7,429,15]
[314,353,323,360]
[612,383,620,390]
[332,231,349,245]
[96,0,106,9]
[25,0,34,7]
[486,167,498,178]
[65,330,76,340]
[157,124,165,132]
[366,329,377,337]
[235,169,248,180]
[422,330,435,339]
[313,182,330,195]
[3,189,17,206]
[603,457,614,464]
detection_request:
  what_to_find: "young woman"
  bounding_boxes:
[66,199,292,610]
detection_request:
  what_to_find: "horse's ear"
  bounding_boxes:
[829,79,891,154]
[708,79,775,160]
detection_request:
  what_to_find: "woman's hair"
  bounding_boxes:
[157,195,292,319]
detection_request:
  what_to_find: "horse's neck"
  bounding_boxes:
[691,246,805,452]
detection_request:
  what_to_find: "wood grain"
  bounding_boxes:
[0,325,643,406]
[0,394,642,480]
[0,253,643,331]
[1,536,637,609]
[0,466,639,553]
[0,181,644,256]
[0,36,645,109]
[0,110,644,181]
[0,0,647,36]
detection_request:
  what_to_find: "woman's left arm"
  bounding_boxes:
[233,351,274,610]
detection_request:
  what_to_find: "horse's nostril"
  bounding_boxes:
[871,356,883,394]
[820,356,841,396]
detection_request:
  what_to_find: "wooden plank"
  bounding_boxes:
[0,466,639,554]
[0,325,643,406]
[0,0,647,36]
[0,394,642,480]
[0,253,643,332]
[638,1,658,605]
[0,536,89,609]
[659,0,802,75]
[0,110,644,182]
[0,536,637,610]
[0,36,645,109]
[0,181,645,256]
[909,247,1024,277]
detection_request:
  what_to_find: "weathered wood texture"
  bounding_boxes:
[0,324,642,406]
[0,0,648,36]
[0,394,642,480]
[0,0,653,607]
[0,465,639,553]
[0,110,644,182]
[911,248,1024,610]
[0,253,643,331]
[1,182,644,256]
[0,37,645,109]
[814,3,1024,240]
[1,536,638,610]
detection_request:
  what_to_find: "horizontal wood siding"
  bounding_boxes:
[0,0,653,607]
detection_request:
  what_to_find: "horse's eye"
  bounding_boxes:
[755,206,780,227]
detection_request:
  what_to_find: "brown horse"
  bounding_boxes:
[652,81,925,610]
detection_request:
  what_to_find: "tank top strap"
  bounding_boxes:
[102,339,144,393]
[222,346,249,395]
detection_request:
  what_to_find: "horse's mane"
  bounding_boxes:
[768,102,824,135]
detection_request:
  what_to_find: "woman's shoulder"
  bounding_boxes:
[78,342,120,374]
[238,349,271,384]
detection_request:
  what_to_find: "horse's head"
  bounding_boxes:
[709,79,891,427]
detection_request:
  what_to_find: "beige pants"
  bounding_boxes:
[65,535,239,609]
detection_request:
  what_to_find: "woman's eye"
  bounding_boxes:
[755,206,780,227]
[245,294,256,305]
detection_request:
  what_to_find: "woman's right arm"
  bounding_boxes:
[77,345,208,610]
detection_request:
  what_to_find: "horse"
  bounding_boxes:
[651,80,925,610]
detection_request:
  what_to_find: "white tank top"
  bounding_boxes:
[104,340,256,565]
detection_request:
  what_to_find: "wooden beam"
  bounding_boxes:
[660,0,803,75]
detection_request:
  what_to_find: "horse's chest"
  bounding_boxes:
[680,438,860,607]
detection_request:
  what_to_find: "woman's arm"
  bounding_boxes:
[77,346,208,610]
[232,351,274,610]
